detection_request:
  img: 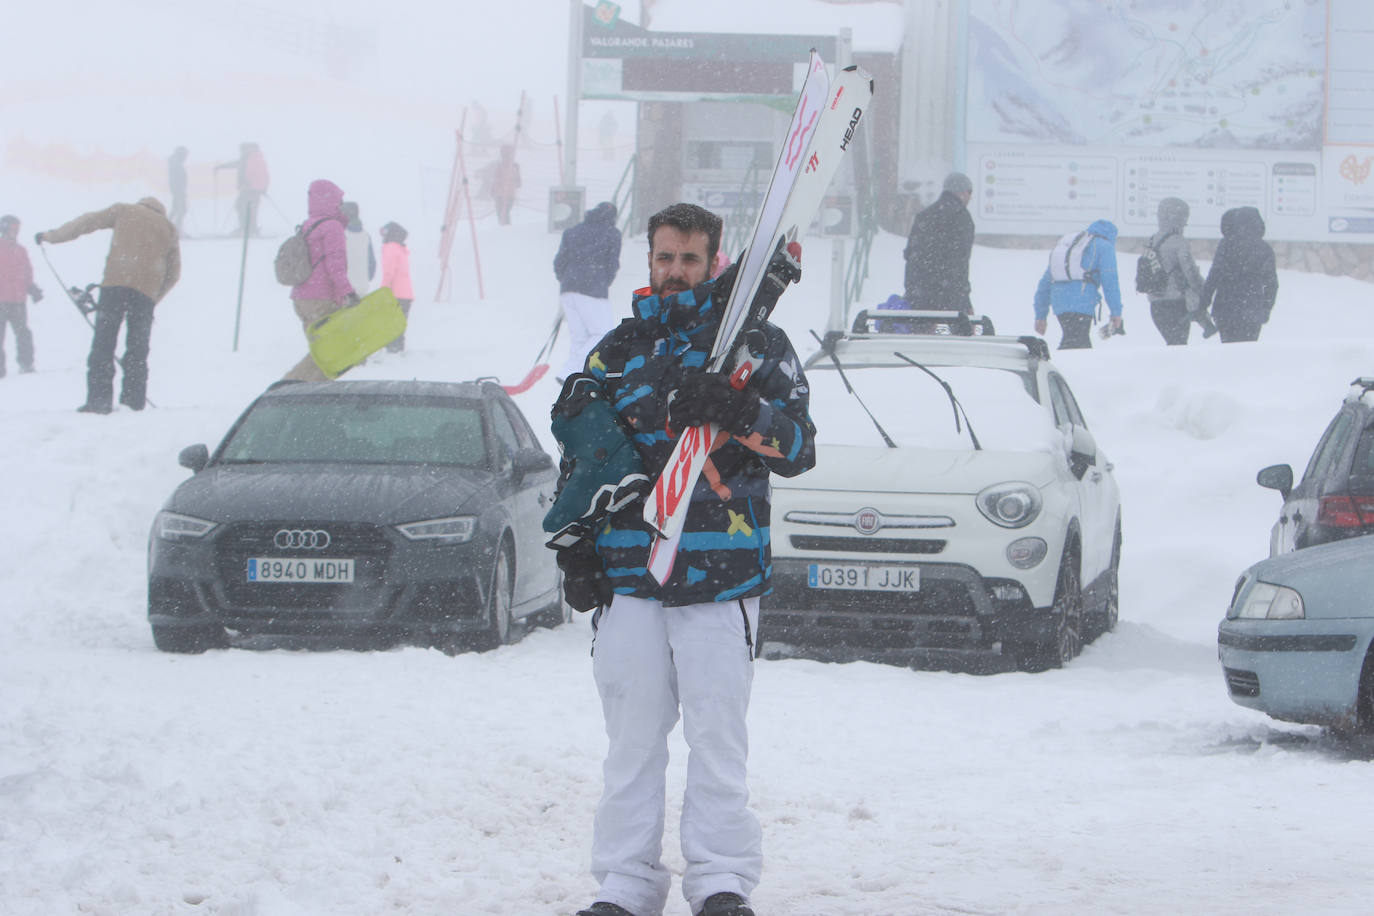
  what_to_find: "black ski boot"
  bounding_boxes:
[696,892,755,916]
[576,903,637,916]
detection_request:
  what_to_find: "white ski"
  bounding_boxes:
[643,54,875,585]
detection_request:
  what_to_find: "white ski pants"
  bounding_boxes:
[560,291,616,379]
[590,594,762,916]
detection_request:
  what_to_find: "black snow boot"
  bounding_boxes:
[696,892,756,916]
[576,903,638,916]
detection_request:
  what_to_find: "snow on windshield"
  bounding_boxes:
[805,363,1059,452]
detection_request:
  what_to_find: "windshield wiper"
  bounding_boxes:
[892,351,982,450]
[810,330,897,449]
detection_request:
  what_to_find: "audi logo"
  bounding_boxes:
[273,529,331,550]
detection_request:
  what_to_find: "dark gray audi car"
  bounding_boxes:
[147,379,563,653]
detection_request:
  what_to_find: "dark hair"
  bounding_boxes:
[647,203,722,265]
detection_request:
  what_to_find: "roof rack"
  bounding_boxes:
[850,308,996,338]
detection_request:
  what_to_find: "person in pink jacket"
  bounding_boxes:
[283,179,357,381]
[380,222,414,353]
[0,215,43,377]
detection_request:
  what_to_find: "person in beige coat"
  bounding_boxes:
[37,197,180,413]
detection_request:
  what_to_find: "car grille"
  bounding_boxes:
[1224,667,1261,698]
[789,535,946,554]
[213,521,393,611]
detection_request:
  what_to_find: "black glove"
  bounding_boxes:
[668,370,761,437]
[345,292,361,307]
[28,284,43,303]
[556,540,613,612]
[34,232,45,245]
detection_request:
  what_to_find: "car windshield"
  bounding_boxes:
[218,396,488,466]
[807,364,1058,452]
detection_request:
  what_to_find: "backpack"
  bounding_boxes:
[274,220,324,286]
[1048,231,1096,284]
[1134,230,1177,295]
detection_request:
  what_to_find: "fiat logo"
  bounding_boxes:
[273,529,331,550]
[854,508,881,535]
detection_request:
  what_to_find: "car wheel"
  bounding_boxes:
[1356,650,1374,733]
[151,622,228,654]
[1085,530,1121,641]
[530,572,573,629]
[1015,551,1082,672]
[474,545,514,651]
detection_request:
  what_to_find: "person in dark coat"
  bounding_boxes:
[1199,206,1277,343]
[903,172,975,313]
[553,201,621,379]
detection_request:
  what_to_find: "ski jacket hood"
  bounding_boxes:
[293,180,354,303]
[1087,219,1118,243]
[307,180,346,221]
[137,197,167,217]
[1157,198,1189,232]
[585,201,617,224]
[1221,206,1266,242]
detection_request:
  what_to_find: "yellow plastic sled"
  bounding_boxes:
[306,287,407,378]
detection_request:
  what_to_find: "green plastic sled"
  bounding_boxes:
[306,287,407,379]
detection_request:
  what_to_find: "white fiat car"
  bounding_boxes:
[762,324,1122,671]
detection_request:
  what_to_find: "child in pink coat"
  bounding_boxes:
[381,222,414,352]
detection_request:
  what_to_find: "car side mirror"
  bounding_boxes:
[1068,426,1097,480]
[512,446,554,476]
[178,443,209,473]
[1257,463,1294,501]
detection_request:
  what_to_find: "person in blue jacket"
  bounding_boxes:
[554,201,622,380]
[1032,218,1124,349]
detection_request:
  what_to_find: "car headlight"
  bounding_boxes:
[395,515,477,544]
[156,511,217,542]
[1235,582,1305,620]
[976,482,1043,529]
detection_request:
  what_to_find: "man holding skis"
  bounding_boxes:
[556,203,815,916]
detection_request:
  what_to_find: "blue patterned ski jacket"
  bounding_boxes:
[582,275,815,607]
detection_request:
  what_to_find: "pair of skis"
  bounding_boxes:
[643,51,874,584]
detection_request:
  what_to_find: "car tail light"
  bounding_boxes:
[1317,495,1374,529]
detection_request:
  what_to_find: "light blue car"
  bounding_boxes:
[1218,536,1374,731]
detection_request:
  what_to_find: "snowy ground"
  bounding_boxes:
[7,1,1374,912]
[5,203,1374,915]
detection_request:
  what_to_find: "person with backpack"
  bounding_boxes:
[380,222,413,353]
[1032,219,1123,349]
[36,198,180,413]
[553,200,621,381]
[1137,197,1213,345]
[1198,206,1278,343]
[281,179,357,381]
